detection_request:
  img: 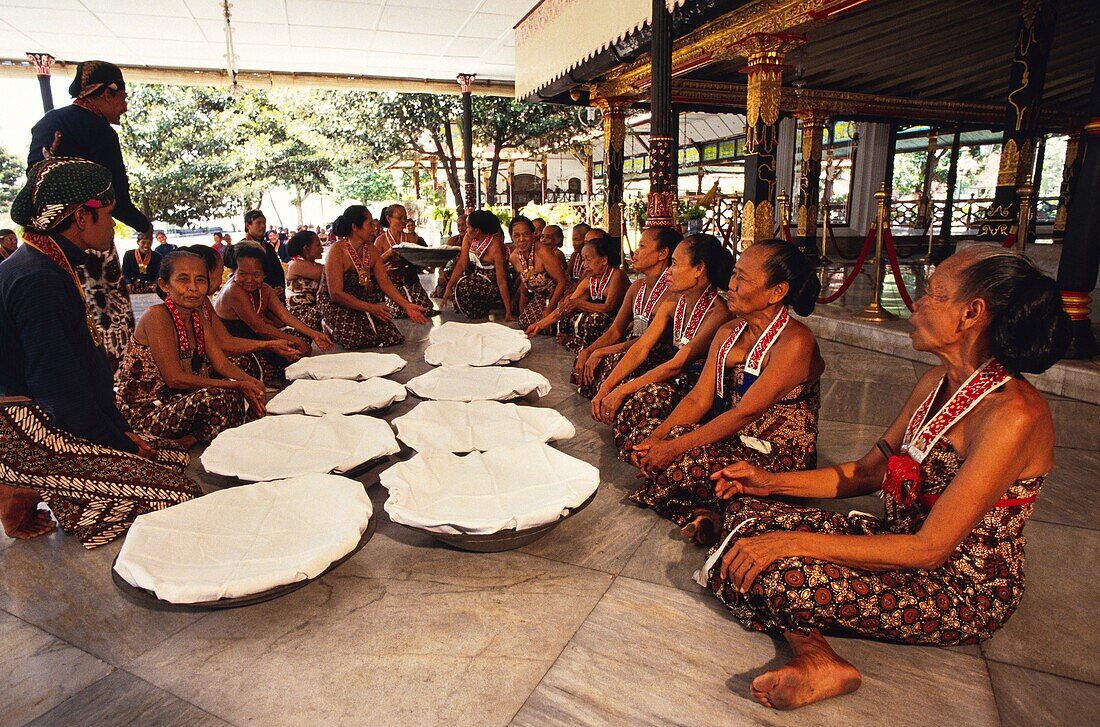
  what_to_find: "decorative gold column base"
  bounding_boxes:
[853,301,897,323]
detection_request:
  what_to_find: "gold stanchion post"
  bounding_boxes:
[777,191,790,235]
[855,183,898,322]
[1015,175,1035,254]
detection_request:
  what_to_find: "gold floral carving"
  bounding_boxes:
[998,139,1020,187]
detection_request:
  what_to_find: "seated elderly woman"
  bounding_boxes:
[121,231,161,294]
[116,251,267,448]
[619,241,822,539]
[702,247,1069,711]
[285,229,324,331]
[317,205,428,349]
[511,216,569,331]
[441,210,515,321]
[525,235,629,351]
[574,226,679,399]
[214,244,333,381]
[592,234,733,444]
[375,203,435,317]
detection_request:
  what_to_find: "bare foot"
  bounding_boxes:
[0,484,56,540]
[750,631,861,710]
[680,509,721,546]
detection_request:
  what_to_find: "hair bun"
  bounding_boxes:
[989,271,1070,374]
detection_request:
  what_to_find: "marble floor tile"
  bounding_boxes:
[987,661,1100,727]
[0,534,207,666]
[619,520,709,594]
[816,419,883,467]
[980,520,1100,685]
[27,670,229,727]
[0,611,113,727]
[513,577,999,726]
[1032,447,1100,531]
[129,535,611,727]
[1046,396,1100,451]
[817,341,918,385]
[820,379,911,427]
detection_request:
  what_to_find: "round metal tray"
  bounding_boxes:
[111,515,377,611]
[403,489,597,553]
[393,246,459,268]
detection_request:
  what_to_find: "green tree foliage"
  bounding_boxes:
[330,167,398,204]
[0,146,24,211]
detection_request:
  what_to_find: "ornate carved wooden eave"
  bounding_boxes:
[665,79,1085,132]
[599,0,856,98]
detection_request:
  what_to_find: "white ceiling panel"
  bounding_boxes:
[0,0,530,84]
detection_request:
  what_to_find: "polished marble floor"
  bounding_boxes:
[3,308,1098,726]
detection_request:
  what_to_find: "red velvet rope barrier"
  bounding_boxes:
[817,224,876,304]
[882,227,916,312]
[1001,231,1017,249]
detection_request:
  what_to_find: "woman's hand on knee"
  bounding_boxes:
[713,461,774,499]
[720,532,792,593]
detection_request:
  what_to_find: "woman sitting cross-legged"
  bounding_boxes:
[116,251,267,448]
[214,244,333,381]
[441,209,515,321]
[375,203,435,318]
[574,225,680,399]
[593,233,733,447]
[701,247,1069,711]
[285,229,324,331]
[121,230,161,294]
[620,240,823,540]
[525,234,629,351]
[317,204,428,350]
[512,216,569,331]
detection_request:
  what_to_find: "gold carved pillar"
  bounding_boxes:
[796,110,824,255]
[594,96,633,237]
[735,33,805,250]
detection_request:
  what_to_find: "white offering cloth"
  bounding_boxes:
[267,378,407,416]
[423,321,531,366]
[285,352,407,381]
[405,365,551,402]
[393,400,575,452]
[381,443,598,534]
[201,414,399,481]
[114,475,372,604]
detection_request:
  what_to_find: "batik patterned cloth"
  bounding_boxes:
[317,268,404,349]
[576,343,677,400]
[706,437,1041,645]
[453,270,502,319]
[285,276,321,330]
[0,401,198,549]
[78,245,134,372]
[561,311,613,352]
[518,264,556,332]
[220,318,308,383]
[383,266,433,319]
[622,364,819,524]
[114,342,251,443]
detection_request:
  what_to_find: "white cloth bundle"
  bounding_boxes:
[285,352,406,381]
[201,413,399,481]
[267,378,407,416]
[405,365,551,402]
[113,475,372,604]
[380,442,599,535]
[423,321,531,367]
[393,400,575,453]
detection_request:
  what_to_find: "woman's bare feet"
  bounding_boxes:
[0,484,55,540]
[680,509,722,546]
[750,630,861,710]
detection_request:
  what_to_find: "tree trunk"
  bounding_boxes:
[435,124,464,208]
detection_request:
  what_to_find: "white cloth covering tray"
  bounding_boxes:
[267,378,407,416]
[201,413,399,481]
[113,475,373,604]
[393,400,575,453]
[285,352,407,381]
[405,365,551,402]
[424,321,531,367]
[380,442,599,535]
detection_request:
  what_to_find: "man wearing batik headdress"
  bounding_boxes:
[27,60,152,371]
[0,158,199,548]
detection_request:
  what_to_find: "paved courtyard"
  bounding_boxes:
[2,306,1098,726]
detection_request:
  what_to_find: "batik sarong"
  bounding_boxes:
[317,268,404,349]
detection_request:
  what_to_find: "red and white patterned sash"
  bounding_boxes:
[589,267,614,301]
[713,307,790,398]
[471,234,493,262]
[901,358,1012,464]
[633,268,671,320]
[672,286,718,348]
[164,296,206,360]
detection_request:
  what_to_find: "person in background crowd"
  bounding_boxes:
[0,229,18,263]
[531,218,546,238]
[27,60,149,372]
[121,230,161,294]
[153,230,174,257]
[228,210,285,300]
[567,223,592,284]
[211,231,226,257]
[269,229,287,263]
[0,157,198,547]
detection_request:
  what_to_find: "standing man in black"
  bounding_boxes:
[27,60,152,370]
